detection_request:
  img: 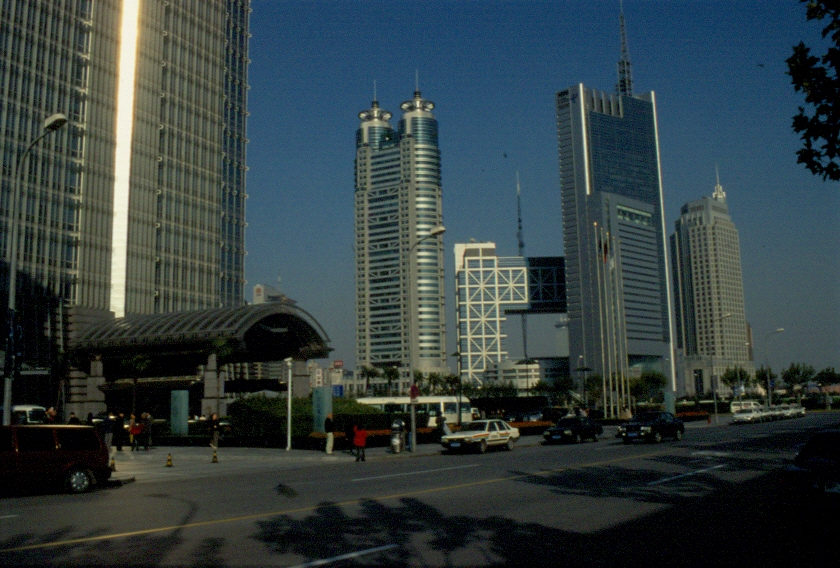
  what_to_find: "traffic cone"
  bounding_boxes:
[110,457,116,471]
[211,450,218,463]
[166,453,173,467]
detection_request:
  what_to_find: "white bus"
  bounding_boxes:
[356,396,472,427]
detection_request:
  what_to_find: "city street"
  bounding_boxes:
[1,412,838,567]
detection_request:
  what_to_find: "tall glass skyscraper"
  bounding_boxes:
[671,174,753,397]
[354,90,446,393]
[1,1,249,384]
[556,85,675,414]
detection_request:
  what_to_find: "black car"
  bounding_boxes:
[779,429,840,495]
[543,416,604,444]
[617,411,684,444]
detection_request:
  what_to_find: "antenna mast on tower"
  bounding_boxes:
[616,1,634,97]
[516,172,529,363]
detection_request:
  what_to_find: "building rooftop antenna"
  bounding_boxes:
[713,164,727,203]
[616,0,634,97]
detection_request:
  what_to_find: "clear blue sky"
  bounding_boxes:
[244,1,839,374]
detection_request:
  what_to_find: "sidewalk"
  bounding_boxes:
[107,420,725,486]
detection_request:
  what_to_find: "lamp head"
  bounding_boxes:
[429,225,446,237]
[44,113,68,132]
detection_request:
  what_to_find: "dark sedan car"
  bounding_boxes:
[779,429,840,496]
[543,416,604,444]
[617,411,685,444]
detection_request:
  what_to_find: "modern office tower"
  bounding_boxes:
[556,85,675,413]
[670,173,753,397]
[354,90,446,392]
[1,1,249,396]
[454,242,566,387]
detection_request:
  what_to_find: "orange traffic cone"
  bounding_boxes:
[211,450,218,463]
[166,453,173,467]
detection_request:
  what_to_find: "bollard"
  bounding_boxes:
[166,453,173,467]
[211,450,218,463]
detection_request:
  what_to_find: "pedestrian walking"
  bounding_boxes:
[129,414,144,451]
[209,413,221,449]
[352,423,367,462]
[102,412,114,453]
[324,413,334,455]
[114,412,126,451]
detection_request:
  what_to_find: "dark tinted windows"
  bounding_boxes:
[56,428,99,451]
[16,428,56,451]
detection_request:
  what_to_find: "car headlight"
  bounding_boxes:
[640,426,652,432]
[564,430,572,435]
[617,426,626,433]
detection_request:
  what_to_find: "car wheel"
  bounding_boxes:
[506,438,515,451]
[675,430,683,441]
[652,432,662,444]
[479,441,488,454]
[66,468,93,493]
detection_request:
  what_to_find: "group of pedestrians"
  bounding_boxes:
[323,415,368,461]
[99,411,153,452]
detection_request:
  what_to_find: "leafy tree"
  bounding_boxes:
[382,366,399,396]
[815,366,840,385]
[720,366,753,394]
[483,381,518,398]
[786,0,840,180]
[756,366,779,402]
[782,362,817,401]
[357,366,380,396]
[443,374,461,396]
[584,374,604,408]
[629,371,667,403]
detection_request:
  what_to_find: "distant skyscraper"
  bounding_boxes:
[354,90,446,391]
[556,17,676,415]
[670,173,753,396]
[1,0,249,318]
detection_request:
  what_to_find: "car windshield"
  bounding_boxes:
[461,422,488,432]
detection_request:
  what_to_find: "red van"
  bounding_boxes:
[0,425,111,494]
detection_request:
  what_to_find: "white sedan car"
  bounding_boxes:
[732,407,767,424]
[441,419,520,453]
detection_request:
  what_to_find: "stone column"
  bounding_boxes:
[202,353,229,417]
[65,357,106,420]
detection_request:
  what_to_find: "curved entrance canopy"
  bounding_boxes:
[69,302,331,379]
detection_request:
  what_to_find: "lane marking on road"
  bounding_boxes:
[646,464,726,486]
[0,515,19,520]
[352,464,479,482]
[288,544,398,567]
[690,451,733,457]
[0,449,671,554]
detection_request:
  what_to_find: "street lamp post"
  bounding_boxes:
[764,328,784,408]
[407,225,445,452]
[709,312,731,424]
[3,113,67,425]
[452,350,463,425]
[285,357,293,451]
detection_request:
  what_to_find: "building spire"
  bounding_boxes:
[616,0,634,97]
[713,164,726,203]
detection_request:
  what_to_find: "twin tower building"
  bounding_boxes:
[355,86,750,404]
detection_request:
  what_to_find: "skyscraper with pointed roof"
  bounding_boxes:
[354,89,446,392]
[670,172,753,397]
[555,9,676,416]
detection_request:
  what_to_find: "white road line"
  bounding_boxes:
[352,464,479,482]
[646,464,726,486]
[0,515,19,519]
[289,544,398,567]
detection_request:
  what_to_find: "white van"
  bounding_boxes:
[11,405,48,424]
[730,400,761,414]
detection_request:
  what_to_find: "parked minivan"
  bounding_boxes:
[0,425,111,494]
[730,400,762,414]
